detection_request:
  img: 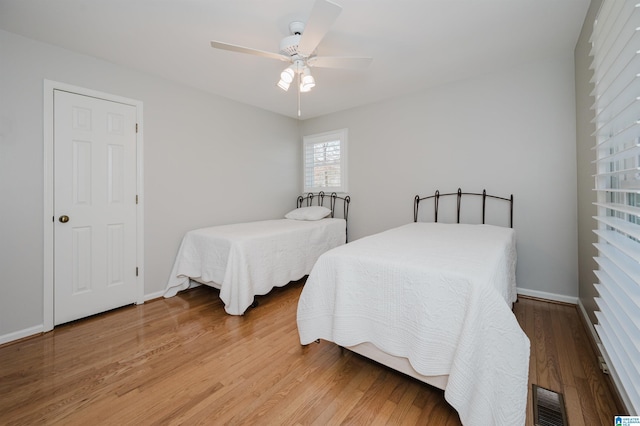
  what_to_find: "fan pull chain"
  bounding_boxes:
[297,72,301,117]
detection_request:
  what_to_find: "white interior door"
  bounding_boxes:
[54,90,138,325]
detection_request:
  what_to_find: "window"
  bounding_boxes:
[590,0,640,414]
[303,129,347,193]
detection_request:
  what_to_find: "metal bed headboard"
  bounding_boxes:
[413,188,513,228]
[297,191,351,220]
[297,191,351,241]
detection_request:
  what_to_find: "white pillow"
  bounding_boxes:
[285,206,331,221]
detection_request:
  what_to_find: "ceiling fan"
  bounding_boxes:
[210,0,372,117]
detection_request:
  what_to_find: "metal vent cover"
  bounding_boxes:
[532,384,568,426]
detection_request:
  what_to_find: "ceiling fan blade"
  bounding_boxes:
[308,56,373,70]
[297,0,342,57]
[210,41,291,62]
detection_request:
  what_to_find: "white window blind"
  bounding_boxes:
[303,129,347,193]
[590,0,640,414]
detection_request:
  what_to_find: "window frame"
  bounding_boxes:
[589,0,640,414]
[302,128,348,194]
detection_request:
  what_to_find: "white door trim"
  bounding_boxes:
[43,80,145,332]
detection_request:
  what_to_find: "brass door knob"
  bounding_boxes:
[59,215,70,223]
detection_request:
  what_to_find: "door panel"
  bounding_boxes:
[54,90,137,325]
[107,223,125,287]
[72,226,92,295]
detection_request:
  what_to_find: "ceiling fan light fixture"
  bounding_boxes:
[302,74,315,86]
[209,0,373,117]
[280,67,295,84]
[300,67,316,92]
[277,78,291,91]
[300,80,315,92]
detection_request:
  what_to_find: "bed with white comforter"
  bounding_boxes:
[165,217,346,315]
[297,222,530,426]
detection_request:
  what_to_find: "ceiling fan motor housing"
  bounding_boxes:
[280,34,302,57]
[289,21,305,35]
[280,21,306,57]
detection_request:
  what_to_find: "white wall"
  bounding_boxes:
[0,30,300,340]
[301,54,579,300]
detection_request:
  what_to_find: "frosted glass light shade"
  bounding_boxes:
[277,79,291,91]
[280,67,295,84]
[300,67,315,92]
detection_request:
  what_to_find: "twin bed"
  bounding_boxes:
[165,188,530,425]
[297,189,530,426]
[164,192,350,315]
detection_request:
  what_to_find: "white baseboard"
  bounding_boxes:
[3,290,166,345]
[144,280,202,302]
[0,324,44,346]
[1,285,194,345]
[516,287,578,304]
[144,290,165,302]
[578,300,633,415]
[577,298,601,347]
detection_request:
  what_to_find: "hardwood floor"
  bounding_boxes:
[0,280,623,425]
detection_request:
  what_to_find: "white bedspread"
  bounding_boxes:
[164,218,346,315]
[297,222,530,426]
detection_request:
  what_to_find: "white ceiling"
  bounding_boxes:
[0,0,590,119]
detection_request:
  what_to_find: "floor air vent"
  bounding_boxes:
[532,384,567,426]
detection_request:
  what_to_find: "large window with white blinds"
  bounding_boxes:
[303,128,348,193]
[590,0,640,414]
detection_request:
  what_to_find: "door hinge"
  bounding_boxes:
[136,195,138,204]
[135,123,138,133]
[136,267,139,277]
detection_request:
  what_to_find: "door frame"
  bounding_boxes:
[43,80,145,332]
